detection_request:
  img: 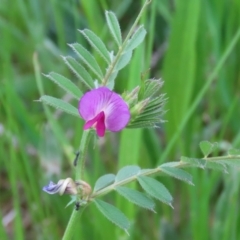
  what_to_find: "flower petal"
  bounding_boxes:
[42,178,78,195]
[79,87,130,134]
[104,96,130,132]
[79,87,111,121]
[42,181,61,194]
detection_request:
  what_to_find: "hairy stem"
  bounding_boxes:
[75,130,91,180]
[102,0,152,85]
[62,206,86,240]
[62,130,91,239]
[91,155,240,199]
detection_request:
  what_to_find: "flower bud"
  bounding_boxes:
[130,98,150,118]
[43,178,78,196]
[123,86,140,105]
[76,180,92,200]
[43,178,92,199]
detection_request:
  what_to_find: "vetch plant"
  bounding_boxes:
[38,0,240,239]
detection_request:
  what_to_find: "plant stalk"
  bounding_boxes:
[62,130,91,239]
[75,130,91,180]
[102,0,152,85]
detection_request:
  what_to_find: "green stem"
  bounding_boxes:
[102,0,151,85]
[203,155,240,161]
[91,155,240,199]
[62,130,91,239]
[75,130,91,180]
[62,206,86,240]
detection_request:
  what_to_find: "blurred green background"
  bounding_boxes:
[1,0,240,239]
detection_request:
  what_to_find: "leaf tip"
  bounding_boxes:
[42,73,48,77]
[124,229,130,236]
[169,203,174,209]
[152,208,157,214]
[60,55,67,60]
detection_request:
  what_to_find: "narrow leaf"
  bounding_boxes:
[93,174,115,192]
[106,70,118,90]
[159,165,194,185]
[105,11,122,46]
[137,176,173,208]
[205,161,228,173]
[69,43,103,80]
[63,56,95,89]
[156,161,180,168]
[114,51,132,71]
[44,72,82,99]
[228,148,240,156]
[39,95,79,117]
[80,29,111,64]
[218,159,240,167]
[180,156,206,169]
[115,165,141,182]
[125,25,146,52]
[116,186,155,211]
[94,199,130,232]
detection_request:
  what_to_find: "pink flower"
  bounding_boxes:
[78,87,130,137]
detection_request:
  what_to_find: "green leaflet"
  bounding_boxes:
[199,141,218,157]
[39,95,79,117]
[180,156,206,169]
[93,199,130,233]
[125,25,146,52]
[116,186,155,211]
[181,156,229,173]
[106,70,118,90]
[105,11,122,46]
[115,165,141,182]
[69,43,104,80]
[80,29,111,64]
[63,56,95,89]
[227,148,240,156]
[44,72,82,99]
[137,176,173,208]
[93,174,116,192]
[114,51,132,71]
[217,160,240,168]
[159,164,194,185]
[204,161,228,173]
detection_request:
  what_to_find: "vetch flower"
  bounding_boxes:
[42,178,92,198]
[78,87,130,137]
[43,178,78,195]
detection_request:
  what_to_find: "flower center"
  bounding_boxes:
[83,111,106,137]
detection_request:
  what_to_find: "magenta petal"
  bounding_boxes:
[79,87,130,135]
[96,112,106,137]
[79,87,111,121]
[104,96,130,132]
[83,111,106,137]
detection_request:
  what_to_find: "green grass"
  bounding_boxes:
[1,0,240,239]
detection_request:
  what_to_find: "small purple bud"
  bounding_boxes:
[42,178,92,199]
[42,178,78,196]
[42,181,61,194]
[78,87,130,137]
